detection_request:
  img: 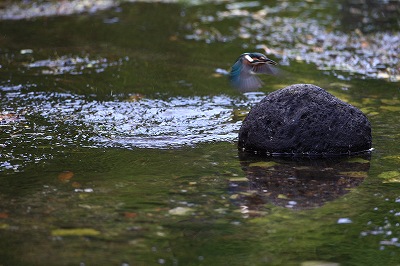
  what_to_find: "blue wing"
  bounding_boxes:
[229,60,263,92]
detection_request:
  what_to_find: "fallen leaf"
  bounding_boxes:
[378,171,400,179]
[58,171,74,182]
[248,161,278,168]
[126,93,144,102]
[230,194,239,200]
[51,228,101,237]
[380,106,400,112]
[383,155,400,162]
[168,207,193,216]
[71,181,81,188]
[378,171,400,183]
[301,261,339,266]
[347,158,370,164]
[381,99,400,105]
[229,177,248,182]
[124,212,137,218]
[0,213,9,219]
[0,223,10,229]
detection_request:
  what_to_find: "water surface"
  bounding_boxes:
[1,1,400,265]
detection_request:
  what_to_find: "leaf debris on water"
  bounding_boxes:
[51,228,101,237]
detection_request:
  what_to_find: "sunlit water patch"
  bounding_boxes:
[24,55,128,75]
[0,0,116,20]
[1,85,264,171]
[184,1,400,82]
[39,93,261,149]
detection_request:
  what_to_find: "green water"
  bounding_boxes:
[1,1,400,265]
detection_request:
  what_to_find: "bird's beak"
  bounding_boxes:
[263,57,277,65]
[256,57,277,66]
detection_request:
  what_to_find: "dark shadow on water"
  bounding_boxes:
[231,153,371,210]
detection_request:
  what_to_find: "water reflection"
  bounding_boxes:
[231,154,370,210]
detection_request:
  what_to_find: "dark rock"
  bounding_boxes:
[238,84,372,157]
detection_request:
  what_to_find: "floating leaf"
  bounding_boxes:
[248,161,277,168]
[301,261,339,266]
[232,109,249,120]
[71,181,81,188]
[347,158,370,164]
[230,194,239,200]
[58,171,74,182]
[124,212,137,219]
[378,171,400,179]
[383,155,400,162]
[229,177,248,182]
[51,228,101,237]
[0,223,10,229]
[380,106,400,112]
[0,213,9,219]
[381,99,400,105]
[168,207,193,216]
[366,111,380,116]
[378,171,400,183]
[126,93,144,102]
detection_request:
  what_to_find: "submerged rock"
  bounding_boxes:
[238,84,372,157]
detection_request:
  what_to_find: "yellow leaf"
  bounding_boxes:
[347,158,370,164]
[381,99,400,105]
[378,171,400,183]
[248,161,278,168]
[383,156,400,162]
[51,228,101,237]
[380,106,400,112]
[0,223,10,229]
[378,171,400,179]
[229,177,248,182]
[230,194,239,200]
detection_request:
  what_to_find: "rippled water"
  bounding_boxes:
[185,0,400,81]
[1,85,264,151]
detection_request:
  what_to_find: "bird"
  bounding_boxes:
[229,52,277,92]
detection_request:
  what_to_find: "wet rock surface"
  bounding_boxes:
[238,84,372,157]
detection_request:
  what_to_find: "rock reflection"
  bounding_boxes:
[231,154,370,211]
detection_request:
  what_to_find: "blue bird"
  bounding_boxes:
[229,52,277,92]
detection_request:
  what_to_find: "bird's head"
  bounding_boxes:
[240,52,277,67]
[229,52,277,92]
